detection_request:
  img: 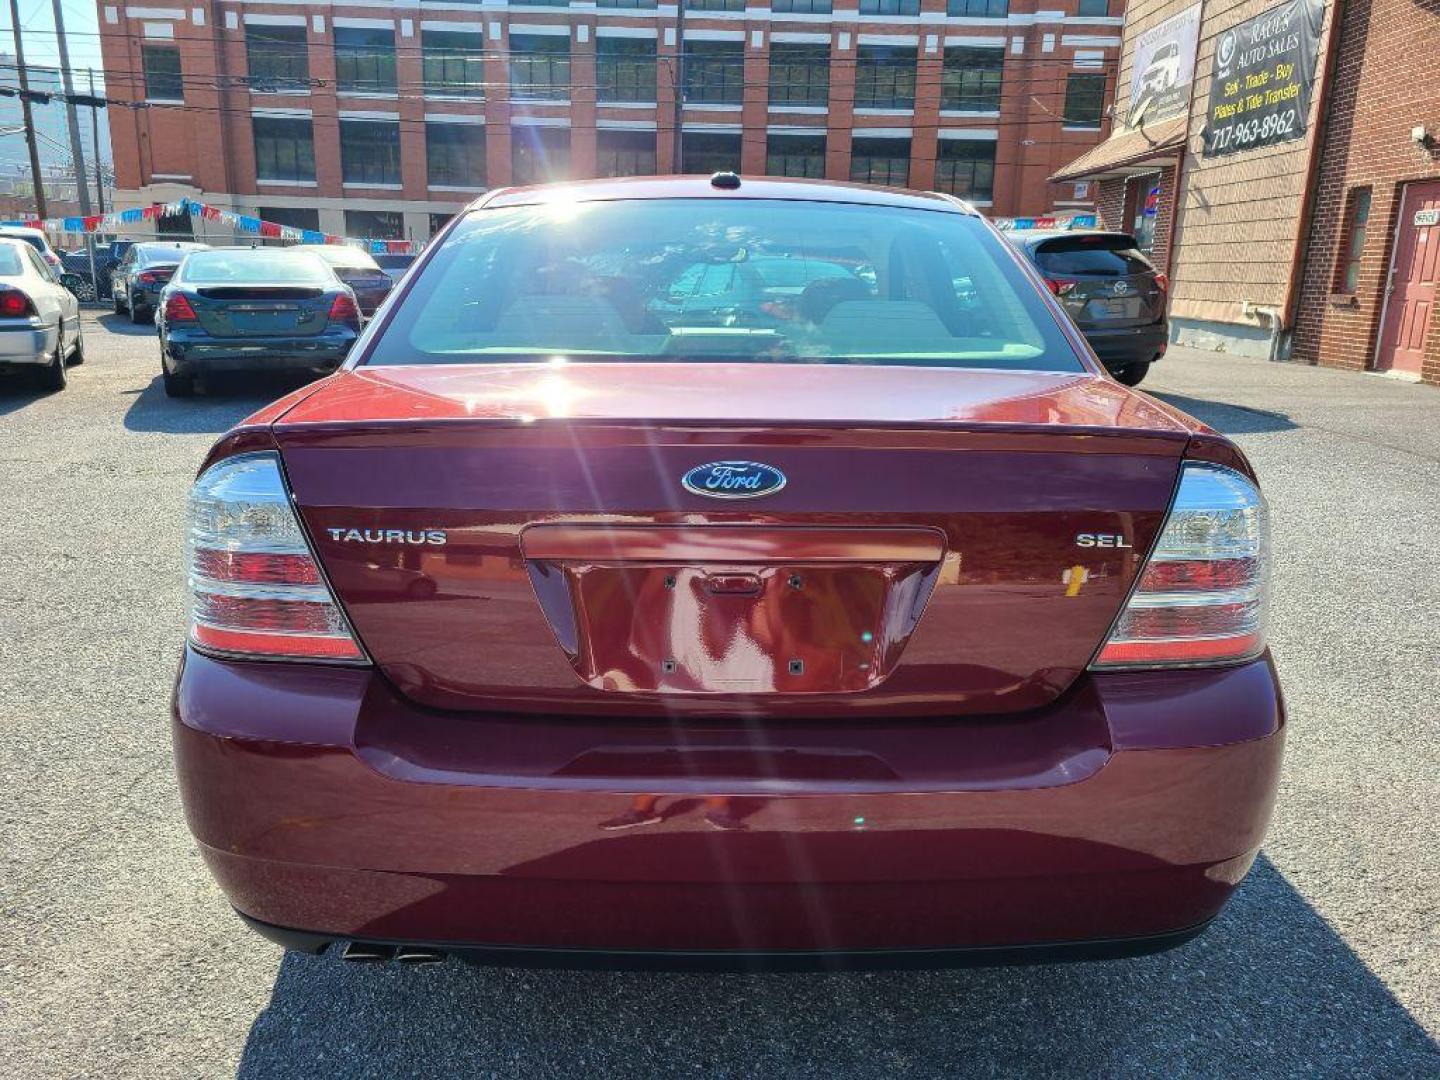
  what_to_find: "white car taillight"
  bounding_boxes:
[186,452,367,663]
[1091,462,1269,668]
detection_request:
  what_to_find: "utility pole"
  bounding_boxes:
[88,69,104,214]
[50,0,91,214]
[670,1,686,173]
[7,0,47,218]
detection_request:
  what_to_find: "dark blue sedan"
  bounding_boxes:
[157,248,361,398]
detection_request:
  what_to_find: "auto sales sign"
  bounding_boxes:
[1203,0,1325,157]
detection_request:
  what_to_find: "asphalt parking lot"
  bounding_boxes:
[1,311,1437,1078]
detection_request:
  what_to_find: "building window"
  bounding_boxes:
[426,123,486,188]
[855,46,916,110]
[1335,187,1372,294]
[340,119,401,185]
[422,30,484,98]
[253,116,316,182]
[766,133,826,178]
[345,210,404,240]
[941,47,1003,112]
[597,37,657,104]
[510,34,571,102]
[429,212,456,236]
[1063,72,1107,128]
[934,139,996,201]
[596,0,658,8]
[334,27,397,94]
[1076,0,1108,14]
[512,127,570,185]
[596,130,658,177]
[769,44,829,108]
[685,41,745,106]
[947,0,1008,15]
[861,0,921,14]
[773,0,832,10]
[850,137,910,186]
[245,24,309,92]
[257,207,320,231]
[681,132,741,175]
[686,0,746,9]
[142,45,183,102]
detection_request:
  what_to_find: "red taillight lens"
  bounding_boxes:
[187,452,367,663]
[137,270,162,285]
[1153,272,1169,292]
[0,288,35,317]
[164,293,198,322]
[1045,278,1078,297]
[328,291,360,327]
[1091,463,1269,669]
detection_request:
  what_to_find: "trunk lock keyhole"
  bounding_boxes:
[788,659,804,676]
[788,575,803,590]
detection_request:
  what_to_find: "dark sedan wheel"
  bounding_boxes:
[36,331,67,392]
[1114,363,1149,387]
[113,288,125,314]
[69,329,84,365]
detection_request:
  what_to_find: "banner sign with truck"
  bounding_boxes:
[1125,5,1202,128]
[1202,0,1325,157]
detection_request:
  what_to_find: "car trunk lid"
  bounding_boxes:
[192,285,330,337]
[274,363,1195,718]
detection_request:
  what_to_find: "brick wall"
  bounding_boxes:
[101,0,1128,236]
[1291,0,1440,386]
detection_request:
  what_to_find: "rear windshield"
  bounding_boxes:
[1,233,46,254]
[0,246,26,276]
[178,250,334,285]
[365,199,1081,371]
[1034,235,1155,277]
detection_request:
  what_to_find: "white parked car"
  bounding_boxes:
[0,237,83,392]
[0,225,65,274]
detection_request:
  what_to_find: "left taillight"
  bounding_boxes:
[0,287,36,317]
[186,451,368,663]
[1090,462,1270,669]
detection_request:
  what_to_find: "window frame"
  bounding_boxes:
[1334,187,1373,295]
[245,24,310,92]
[681,131,742,175]
[941,46,1004,113]
[768,43,830,108]
[426,122,487,189]
[142,44,184,103]
[596,36,658,104]
[1062,71,1108,129]
[333,26,398,95]
[339,118,402,186]
[252,115,317,183]
[849,137,911,186]
[596,129,659,177]
[422,29,486,99]
[684,41,745,106]
[934,139,997,202]
[854,45,917,110]
[509,34,572,103]
[765,133,827,178]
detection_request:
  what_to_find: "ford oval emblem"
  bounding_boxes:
[681,460,787,500]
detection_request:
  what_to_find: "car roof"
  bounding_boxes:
[1010,229,1138,247]
[0,226,50,245]
[472,175,978,215]
[136,241,209,252]
[312,246,378,262]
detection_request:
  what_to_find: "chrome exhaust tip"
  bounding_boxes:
[394,946,446,965]
[340,941,394,963]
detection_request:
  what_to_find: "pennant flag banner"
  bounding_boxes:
[993,214,1099,232]
[1,197,417,253]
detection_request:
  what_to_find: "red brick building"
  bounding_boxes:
[1056,0,1440,386]
[98,0,1125,244]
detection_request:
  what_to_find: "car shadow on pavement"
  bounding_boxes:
[1149,392,1299,435]
[235,856,1438,1078]
[122,374,313,434]
[95,310,162,336]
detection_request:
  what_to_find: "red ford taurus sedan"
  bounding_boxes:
[174,176,1282,969]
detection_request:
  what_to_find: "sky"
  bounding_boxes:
[0,0,105,77]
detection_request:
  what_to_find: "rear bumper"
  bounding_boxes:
[164,332,355,374]
[1082,322,1169,369]
[173,648,1284,964]
[0,324,56,366]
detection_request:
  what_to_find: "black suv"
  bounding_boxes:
[1009,231,1168,386]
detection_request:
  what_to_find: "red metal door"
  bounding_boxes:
[1377,181,1440,375]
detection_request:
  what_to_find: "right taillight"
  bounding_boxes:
[328,291,360,328]
[0,287,36,317]
[186,452,367,663]
[1091,462,1269,669]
